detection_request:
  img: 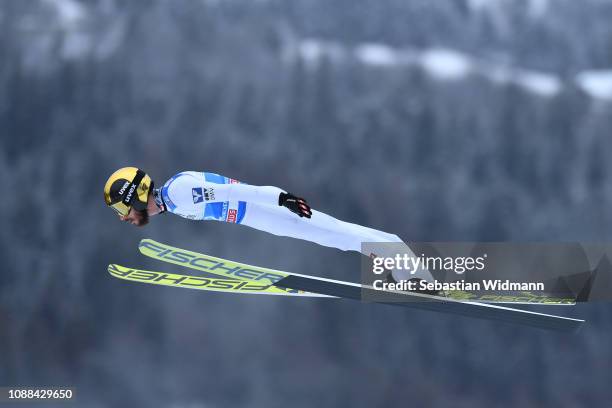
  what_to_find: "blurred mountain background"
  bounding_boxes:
[1,0,612,406]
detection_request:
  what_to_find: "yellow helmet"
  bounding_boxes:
[103,167,153,216]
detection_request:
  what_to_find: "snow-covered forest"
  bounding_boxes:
[1,0,612,406]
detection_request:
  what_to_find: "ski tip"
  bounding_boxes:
[107,264,129,278]
[138,238,165,251]
[138,238,154,253]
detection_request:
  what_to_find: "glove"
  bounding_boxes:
[279,192,312,218]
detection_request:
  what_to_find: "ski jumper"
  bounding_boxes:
[155,171,431,281]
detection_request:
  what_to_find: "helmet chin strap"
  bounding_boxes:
[121,169,146,208]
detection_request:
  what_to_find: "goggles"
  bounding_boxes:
[110,201,132,217]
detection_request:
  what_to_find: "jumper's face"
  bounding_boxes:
[118,208,149,227]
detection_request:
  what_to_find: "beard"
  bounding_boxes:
[133,208,150,227]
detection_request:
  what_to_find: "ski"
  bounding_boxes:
[138,239,575,305]
[125,239,584,332]
[108,263,327,297]
[108,262,583,332]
